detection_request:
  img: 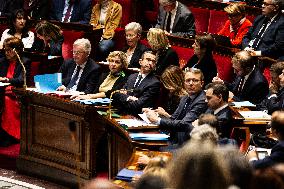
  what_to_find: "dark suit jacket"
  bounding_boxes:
[31,35,64,56]
[0,57,30,87]
[23,0,50,20]
[242,14,284,60]
[226,67,269,104]
[59,58,101,94]
[50,0,92,24]
[252,141,284,169]
[160,91,207,145]
[113,72,160,114]
[155,47,179,76]
[155,1,196,37]
[185,54,217,86]
[206,106,233,138]
[123,42,149,68]
[93,71,128,98]
[258,88,284,114]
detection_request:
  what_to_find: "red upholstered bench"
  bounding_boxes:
[62,30,84,60]
[189,7,210,34]
[213,53,234,82]
[171,46,194,68]
[208,10,228,34]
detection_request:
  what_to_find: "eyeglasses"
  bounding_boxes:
[125,34,137,38]
[72,51,85,55]
[185,78,201,84]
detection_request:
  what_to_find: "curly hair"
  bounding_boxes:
[107,51,128,70]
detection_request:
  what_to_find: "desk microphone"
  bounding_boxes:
[13,48,27,90]
[108,88,141,119]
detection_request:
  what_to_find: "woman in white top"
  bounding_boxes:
[0,9,34,50]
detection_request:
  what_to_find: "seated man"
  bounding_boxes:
[155,0,196,37]
[213,51,269,104]
[258,61,284,114]
[57,38,101,94]
[144,68,207,146]
[205,83,233,138]
[242,0,284,60]
[112,51,160,115]
[248,111,284,169]
[49,0,92,24]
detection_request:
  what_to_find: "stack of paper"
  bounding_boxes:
[239,111,271,121]
[116,119,157,127]
[0,82,10,87]
[231,101,256,108]
[74,98,111,105]
[116,168,143,182]
[129,133,169,141]
[34,73,62,93]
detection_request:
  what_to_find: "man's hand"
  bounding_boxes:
[155,107,170,118]
[71,94,89,100]
[247,149,258,160]
[145,109,159,123]
[119,89,128,95]
[57,85,67,92]
[0,77,9,82]
[127,96,138,101]
[212,75,224,84]
[137,154,150,165]
[192,119,198,127]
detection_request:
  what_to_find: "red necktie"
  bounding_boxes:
[63,0,74,23]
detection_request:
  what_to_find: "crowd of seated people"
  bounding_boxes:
[1,2,284,188]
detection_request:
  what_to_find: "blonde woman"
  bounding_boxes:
[147,28,179,75]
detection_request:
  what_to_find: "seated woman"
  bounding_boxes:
[159,65,187,115]
[73,51,128,100]
[184,33,217,86]
[217,3,252,47]
[90,0,122,61]
[123,22,149,68]
[0,9,34,50]
[0,37,31,146]
[147,28,179,76]
[31,20,64,56]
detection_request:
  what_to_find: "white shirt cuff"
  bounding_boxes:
[255,51,261,56]
[249,157,258,162]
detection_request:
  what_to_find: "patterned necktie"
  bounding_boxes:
[134,74,142,88]
[67,66,81,89]
[166,12,172,32]
[236,76,245,96]
[63,0,74,23]
[251,18,269,49]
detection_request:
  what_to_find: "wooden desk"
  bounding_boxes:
[14,89,134,188]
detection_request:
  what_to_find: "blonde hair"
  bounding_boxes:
[35,20,62,42]
[107,51,128,69]
[224,3,246,17]
[147,28,170,51]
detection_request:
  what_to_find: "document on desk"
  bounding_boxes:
[116,119,157,127]
[0,82,10,87]
[231,101,256,108]
[34,73,62,93]
[116,168,143,181]
[239,111,271,121]
[74,98,111,105]
[129,133,170,141]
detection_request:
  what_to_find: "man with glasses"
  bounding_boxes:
[144,68,207,147]
[242,0,284,60]
[155,0,196,37]
[57,38,100,94]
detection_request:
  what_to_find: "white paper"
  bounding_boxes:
[232,101,256,108]
[0,82,10,86]
[239,111,271,120]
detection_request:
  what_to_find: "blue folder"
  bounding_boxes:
[34,73,62,93]
[116,168,143,182]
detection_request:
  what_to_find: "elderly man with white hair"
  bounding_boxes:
[155,0,196,37]
[57,38,101,94]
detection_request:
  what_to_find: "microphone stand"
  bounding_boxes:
[13,48,27,90]
[108,89,134,119]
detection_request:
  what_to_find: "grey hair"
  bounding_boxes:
[73,38,91,55]
[190,124,219,144]
[159,0,176,5]
[125,22,142,35]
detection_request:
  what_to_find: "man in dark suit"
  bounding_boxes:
[155,0,196,37]
[248,110,284,169]
[145,68,207,146]
[213,51,269,104]
[242,0,284,60]
[205,83,233,138]
[50,0,92,24]
[113,51,160,115]
[57,38,100,94]
[23,0,50,20]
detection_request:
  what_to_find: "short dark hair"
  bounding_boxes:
[205,83,229,102]
[3,37,24,55]
[271,111,284,138]
[141,51,157,61]
[195,33,216,53]
[198,113,219,129]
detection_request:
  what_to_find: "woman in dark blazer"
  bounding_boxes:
[123,22,149,68]
[185,33,217,85]
[72,51,129,100]
[0,37,31,146]
[147,28,179,76]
